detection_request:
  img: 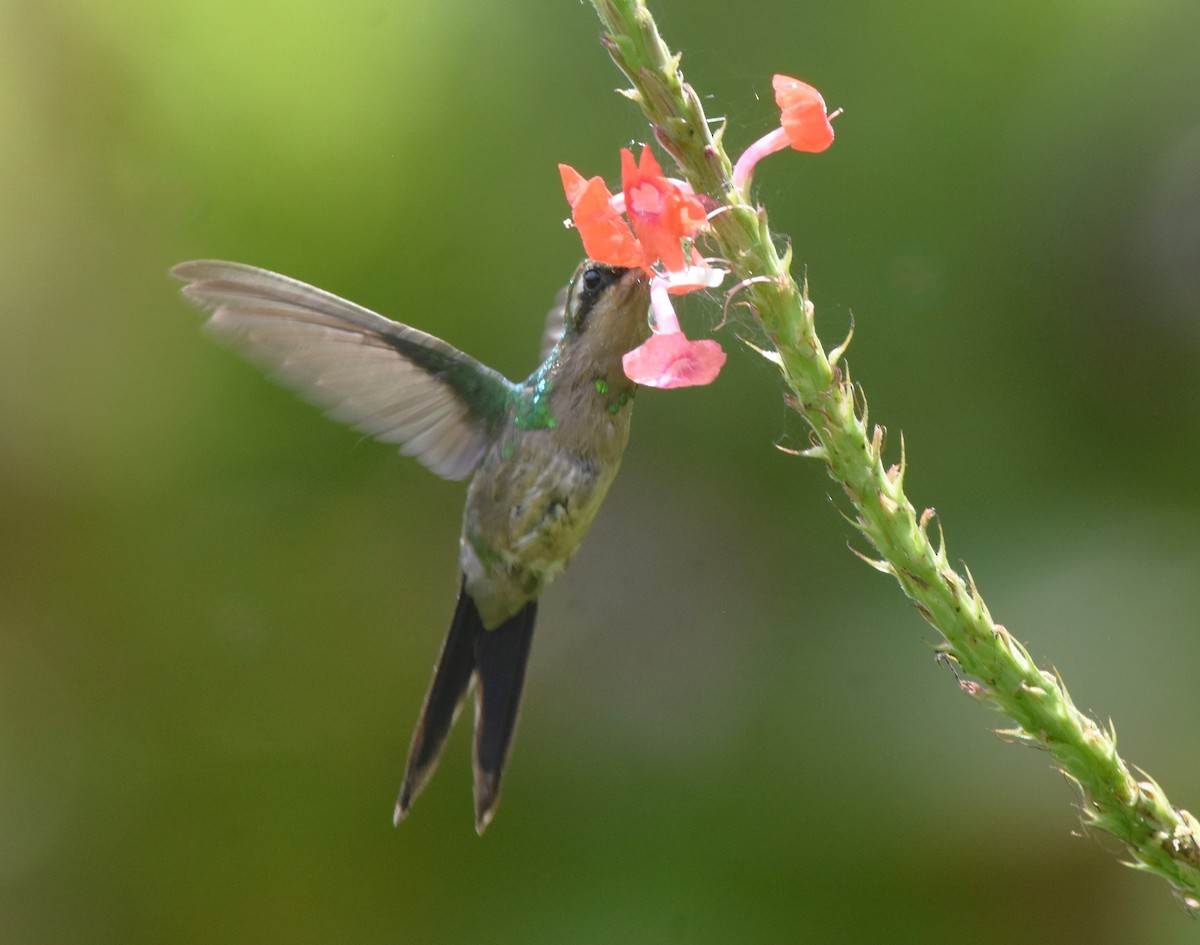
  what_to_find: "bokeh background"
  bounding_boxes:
[4,0,1200,941]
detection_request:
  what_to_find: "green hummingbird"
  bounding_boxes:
[172,258,651,832]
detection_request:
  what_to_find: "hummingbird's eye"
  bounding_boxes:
[582,266,605,294]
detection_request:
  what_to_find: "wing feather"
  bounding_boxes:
[172,260,515,481]
[538,285,569,362]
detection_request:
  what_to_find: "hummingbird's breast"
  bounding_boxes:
[459,401,634,629]
[458,265,650,629]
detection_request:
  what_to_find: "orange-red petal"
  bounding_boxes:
[772,74,834,153]
[621,145,707,273]
[560,166,645,268]
[558,164,591,206]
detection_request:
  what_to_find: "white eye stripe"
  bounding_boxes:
[567,264,617,329]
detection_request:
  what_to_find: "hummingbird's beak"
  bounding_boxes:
[613,266,651,306]
[618,266,650,287]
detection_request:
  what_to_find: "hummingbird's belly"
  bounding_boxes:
[460,444,620,628]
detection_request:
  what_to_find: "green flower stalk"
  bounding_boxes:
[588,0,1200,905]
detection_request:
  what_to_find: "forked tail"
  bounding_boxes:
[394,579,537,833]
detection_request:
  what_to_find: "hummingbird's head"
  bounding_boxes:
[561,260,651,360]
[540,260,651,448]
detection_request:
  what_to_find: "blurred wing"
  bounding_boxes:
[538,285,568,362]
[172,260,515,481]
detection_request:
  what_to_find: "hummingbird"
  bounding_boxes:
[172,258,652,832]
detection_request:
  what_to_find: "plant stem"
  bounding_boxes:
[588,0,1200,905]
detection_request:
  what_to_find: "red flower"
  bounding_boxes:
[559,152,727,389]
[560,147,707,274]
[621,146,707,273]
[773,75,835,153]
[731,74,839,193]
[558,165,643,268]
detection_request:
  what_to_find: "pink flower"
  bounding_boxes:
[622,331,726,389]
[620,271,727,390]
[731,75,839,193]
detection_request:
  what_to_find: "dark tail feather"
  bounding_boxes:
[394,582,478,825]
[472,598,536,833]
[393,579,537,833]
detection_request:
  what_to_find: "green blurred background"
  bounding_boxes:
[4,0,1200,941]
